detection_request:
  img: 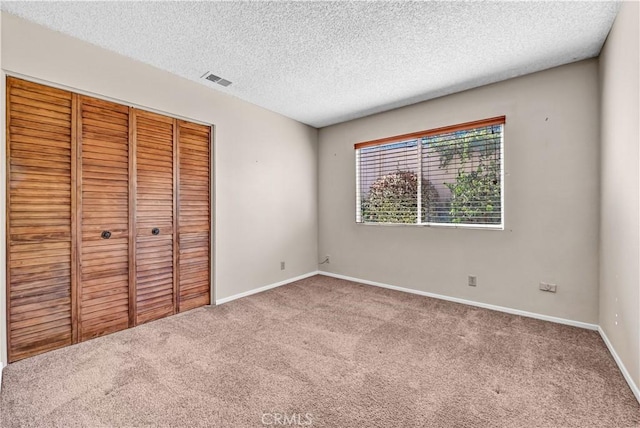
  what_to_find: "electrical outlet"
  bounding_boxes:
[468,275,477,287]
[280,261,285,270]
[539,282,557,293]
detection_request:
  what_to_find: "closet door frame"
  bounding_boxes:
[209,125,215,306]
[128,109,137,326]
[173,119,180,313]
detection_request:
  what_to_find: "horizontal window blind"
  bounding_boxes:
[357,140,420,224]
[355,116,504,227]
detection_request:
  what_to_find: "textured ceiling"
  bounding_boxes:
[1,1,620,128]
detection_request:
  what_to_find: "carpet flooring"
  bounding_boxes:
[1,275,638,427]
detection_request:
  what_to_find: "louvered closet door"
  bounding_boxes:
[177,121,211,312]
[77,96,131,340]
[6,78,75,362]
[134,110,176,324]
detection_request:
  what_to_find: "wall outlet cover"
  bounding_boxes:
[539,282,557,293]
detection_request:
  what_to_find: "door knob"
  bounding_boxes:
[101,231,111,239]
[151,228,160,236]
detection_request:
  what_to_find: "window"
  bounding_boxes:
[355,116,505,228]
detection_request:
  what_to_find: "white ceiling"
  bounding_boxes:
[1,1,620,128]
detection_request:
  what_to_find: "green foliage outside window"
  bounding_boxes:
[431,126,501,224]
[444,159,500,224]
[361,171,439,223]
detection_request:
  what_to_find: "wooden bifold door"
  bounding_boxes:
[77,95,131,341]
[6,77,212,362]
[133,110,177,325]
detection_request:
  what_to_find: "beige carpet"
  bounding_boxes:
[1,275,638,427]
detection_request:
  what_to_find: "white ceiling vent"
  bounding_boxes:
[203,72,232,87]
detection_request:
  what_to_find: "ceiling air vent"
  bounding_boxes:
[203,72,232,87]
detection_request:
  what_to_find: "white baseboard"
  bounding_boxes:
[215,271,320,305]
[318,271,599,331]
[598,326,640,404]
[0,363,4,392]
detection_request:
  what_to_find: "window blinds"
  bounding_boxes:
[355,116,505,227]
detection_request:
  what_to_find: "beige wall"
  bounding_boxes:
[319,60,600,324]
[0,14,319,366]
[599,1,640,389]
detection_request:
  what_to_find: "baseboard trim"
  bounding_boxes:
[318,271,599,331]
[0,363,4,392]
[215,271,320,305]
[598,326,640,403]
